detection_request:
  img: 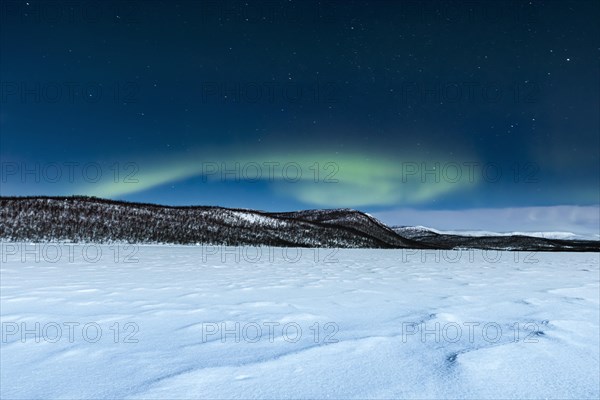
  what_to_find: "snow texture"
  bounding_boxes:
[1,244,598,399]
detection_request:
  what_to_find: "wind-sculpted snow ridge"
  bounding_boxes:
[0,196,423,248]
[393,226,600,252]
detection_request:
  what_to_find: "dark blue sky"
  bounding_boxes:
[1,1,598,231]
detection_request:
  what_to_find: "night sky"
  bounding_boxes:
[1,0,598,234]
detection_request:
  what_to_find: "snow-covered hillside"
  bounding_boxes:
[1,245,598,399]
[2,197,599,251]
[0,196,419,248]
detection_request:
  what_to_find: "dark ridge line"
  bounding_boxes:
[2,196,598,251]
[0,195,427,248]
[0,195,361,215]
[1,195,421,249]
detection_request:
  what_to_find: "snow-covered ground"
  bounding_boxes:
[1,244,599,399]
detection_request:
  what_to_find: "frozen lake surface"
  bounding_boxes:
[1,244,599,399]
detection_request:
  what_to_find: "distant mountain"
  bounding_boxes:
[395,226,598,240]
[0,196,423,249]
[0,197,597,251]
[392,226,599,252]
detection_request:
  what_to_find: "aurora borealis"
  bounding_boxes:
[1,0,598,234]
